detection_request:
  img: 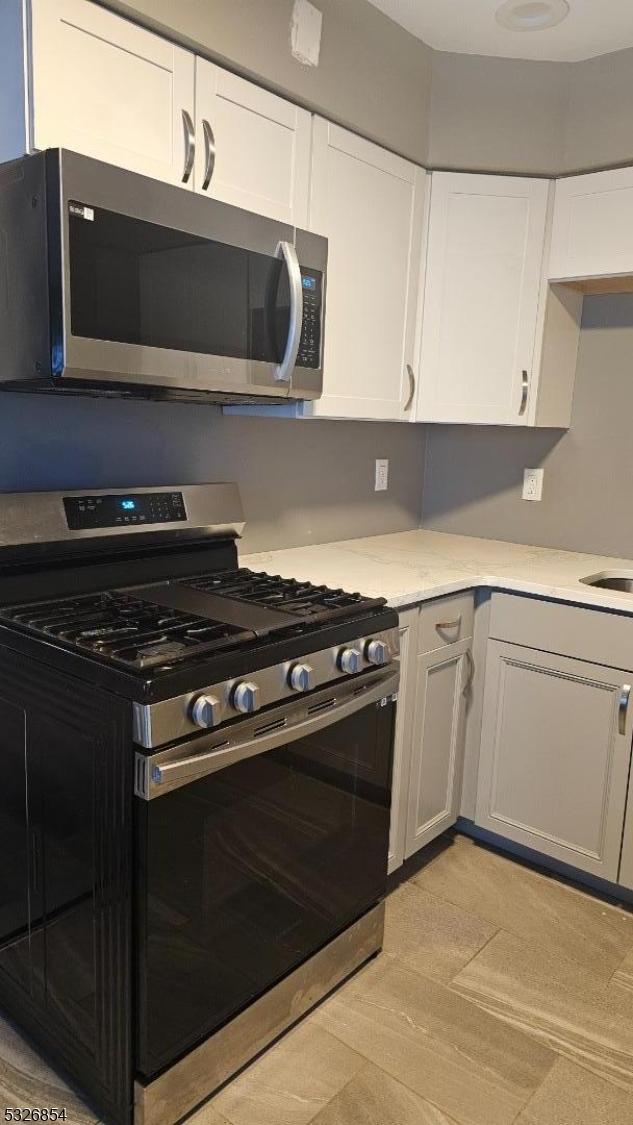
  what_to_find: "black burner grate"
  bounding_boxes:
[182,568,383,622]
[1,590,252,670]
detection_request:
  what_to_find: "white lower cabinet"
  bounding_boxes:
[619,776,633,891]
[388,609,417,873]
[476,640,633,881]
[389,594,474,872]
[404,638,471,857]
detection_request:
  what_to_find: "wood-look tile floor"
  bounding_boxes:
[3,832,633,1124]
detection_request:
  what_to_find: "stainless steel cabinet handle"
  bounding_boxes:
[463,649,475,697]
[436,615,462,632]
[274,241,303,383]
[619,684,631,736]
[181,108,195,183]
[519,369,529,416]
[201,118,216,190]
[404,364,416,411]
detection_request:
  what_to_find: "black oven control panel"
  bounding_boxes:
[298,269,323,369]
[64,491,187,530]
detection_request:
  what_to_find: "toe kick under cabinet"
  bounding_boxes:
[389,592,474,873]
[475,594,633,885]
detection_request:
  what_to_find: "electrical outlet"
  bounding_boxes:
[522,468,544,502]
[375,459,389,492]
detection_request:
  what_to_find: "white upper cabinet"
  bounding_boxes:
[415,173,550,426]
[194,60,311,225]
[549,167,633,282]
[306,119,427,421]
[30,0,195,186]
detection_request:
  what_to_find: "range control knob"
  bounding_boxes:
[338,647,362,675]
[289,663,314,692]
[232,681,261,714]
[190,693,221,729]
[365,639,390,666]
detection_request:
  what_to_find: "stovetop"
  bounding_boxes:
[0,567,386,673]
[0,484,396,703]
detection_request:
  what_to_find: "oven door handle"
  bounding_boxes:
[135,668,398,800]
[274,241,303,383]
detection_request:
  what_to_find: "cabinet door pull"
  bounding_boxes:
[436,615,462,632]
[519,369,529,416]
[404,364,416,411]
[181,108,195,183]
[463,649,475,696]
[201,119,216,190]
[619,684,631,736]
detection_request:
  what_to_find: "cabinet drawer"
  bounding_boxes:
[490,592,633,671]
[418,592,474,654]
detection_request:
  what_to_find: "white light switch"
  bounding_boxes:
[290,0,323,67]
[375,459,389,492]
[522,468,544,502]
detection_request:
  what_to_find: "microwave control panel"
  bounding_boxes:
[297,270,323,369]
[64,491,187,530]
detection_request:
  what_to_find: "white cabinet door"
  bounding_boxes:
[307,119,426,421]
[194,60,311,225]
[476,641,633,881]
[388,608,418,874]
[404,638,470,857]
[415,172,549,425]
[30,0,194,185]
[619,758,633,890]
[549,168,633,281]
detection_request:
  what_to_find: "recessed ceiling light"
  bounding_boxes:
[495,0,570,32]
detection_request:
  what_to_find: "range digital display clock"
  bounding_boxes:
[64,491,187,530]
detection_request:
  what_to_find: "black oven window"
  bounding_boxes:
[136,696,394,1078]
[68,206,290,362]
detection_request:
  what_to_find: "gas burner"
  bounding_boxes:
[182,568,383,622]
[2,590,252,670]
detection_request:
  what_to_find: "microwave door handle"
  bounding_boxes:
[274,240,303,383]
[135,668,398,800]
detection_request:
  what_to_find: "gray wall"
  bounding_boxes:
[109,0,433,164]
[1,394,425,553]
[428,52,568,176]
[422,295,633,559]
[565,47,633,173]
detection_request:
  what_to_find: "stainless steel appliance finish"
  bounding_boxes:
[0,149,327,403]
[133,624,399,747]
[135,666,398,797]
[0,484,244,548]
[134,903,384,1125]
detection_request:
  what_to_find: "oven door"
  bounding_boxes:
[52,150,325,400]
[134,667,397,1079]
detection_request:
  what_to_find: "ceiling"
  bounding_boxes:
[366,0,633,62]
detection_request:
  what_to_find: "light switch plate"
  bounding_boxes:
[522,468,544,501]
[375,459,389,492]
[290,0,322,67]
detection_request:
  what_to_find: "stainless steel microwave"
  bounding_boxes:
[0,149,327,403]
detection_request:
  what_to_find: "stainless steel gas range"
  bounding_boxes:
[0,484,398,1125]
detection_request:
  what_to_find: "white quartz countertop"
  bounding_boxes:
[242,529,633,614]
